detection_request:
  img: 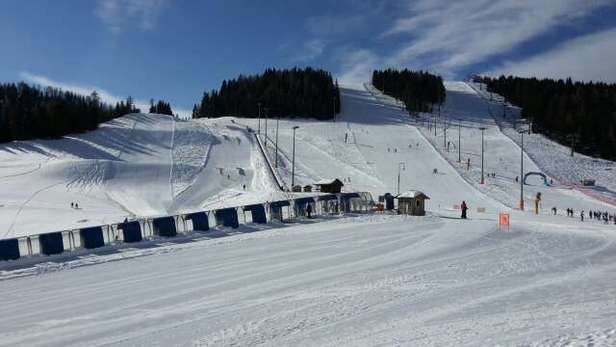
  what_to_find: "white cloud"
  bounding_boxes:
[292,39,326,62]
[486,28,616,83]
[95,0,167,33]
[20,72,191,118]
[336,49,380,86]
[383,0,612,74]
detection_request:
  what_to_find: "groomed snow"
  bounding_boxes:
[1,214,615,346]
[1,82,616,346]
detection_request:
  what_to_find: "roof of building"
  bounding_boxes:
[396,190,430,199]
[314,178,343,185]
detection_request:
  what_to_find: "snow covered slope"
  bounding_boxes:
[2,82,616,346]
[0,113,281,239]
[408,81,615,214]
[1,214,615,346]
[3,81,614,241]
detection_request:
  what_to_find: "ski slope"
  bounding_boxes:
[412,81,615,215]
[1,214,615,346]
[0,113,282,239]
[2,82,616,346]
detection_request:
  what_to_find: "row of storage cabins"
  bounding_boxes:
[0,192,371,261]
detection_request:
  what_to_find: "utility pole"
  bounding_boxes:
[443,116,447,149]
[291,126,299,188]
[397,162,405,195]
[264,107,269,146]
[458,120,461,163]
[479,127,486,184]
[519,130,525,210]
[503,98,506,118]
[275,115,280,168]
[257,102,262,135]
[332,94,337,123]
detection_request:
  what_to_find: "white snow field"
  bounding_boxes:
[1,83,616,346]
[1,214,615,346]
[0,113,283,239]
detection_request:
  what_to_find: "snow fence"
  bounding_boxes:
[0,192,373,262]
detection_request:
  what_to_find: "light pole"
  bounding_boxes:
[458,119,461,163]
[257,102,262,135]
[479,127,486,184]
[519,130,525,210]
[291,126,299,188]
[264,107,269,145]
[397,162,405,195]
[443,117,447,149]
[332,93,337,123]
[275,115,280,168]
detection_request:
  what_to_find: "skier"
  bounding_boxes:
[551,207,557,215]
[71,202,74,209]
[467,158,471,170]
[75,202,79,209]
[580,210,584,222]
[306,204,312,219]
[461,200,468,219]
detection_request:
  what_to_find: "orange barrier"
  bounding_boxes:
[498,213,510,230]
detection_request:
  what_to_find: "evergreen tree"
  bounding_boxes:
[0,82,139,143]
[193,67,340,120]
[149,99,173,115]
[372,68,446,114]
[476,75,616,159]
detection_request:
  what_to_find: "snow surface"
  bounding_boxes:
[1,214,615,346]
[1,82,616,346]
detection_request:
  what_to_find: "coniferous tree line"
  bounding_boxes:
[192,67,340,120]
[0,82,139,143]
[372,69,446,113]
[476,75,616,159]
[149,99,173,115]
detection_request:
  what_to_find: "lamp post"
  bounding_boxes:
[479,127,486,184]
[333,93,337,123]
[443,117,447,149]
[458,119,461,163]
[264,108,269,145]
[519,130,525,210]
[397,162,405,195]
[291,126,299,188]
[275,115,280,168]
[257,102,262,135]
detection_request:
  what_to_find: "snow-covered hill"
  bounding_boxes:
[2,82,616,346]
[0,113,283,239]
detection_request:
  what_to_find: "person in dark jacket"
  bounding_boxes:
[306,204,312,218]
[461,200,468,219]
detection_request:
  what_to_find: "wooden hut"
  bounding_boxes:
[396,191,430,216]
[314,178,344,193]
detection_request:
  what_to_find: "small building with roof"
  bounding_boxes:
[314,178,344,193]
[396,190,430,216]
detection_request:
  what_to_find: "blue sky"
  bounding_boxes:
[1,0,615,116]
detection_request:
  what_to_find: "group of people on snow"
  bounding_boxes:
[70,201,79,209]
[556,206,616,224]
